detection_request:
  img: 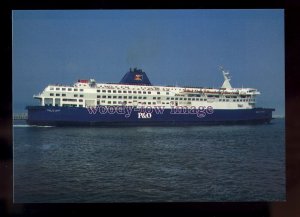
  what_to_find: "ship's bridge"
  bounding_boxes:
[74,79,96,88]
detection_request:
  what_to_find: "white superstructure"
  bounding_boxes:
[33,68,260,110]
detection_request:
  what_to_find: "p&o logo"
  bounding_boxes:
[138,112,152,119]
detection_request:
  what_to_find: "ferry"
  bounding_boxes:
[26,67,275,126]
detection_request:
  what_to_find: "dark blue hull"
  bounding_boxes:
[26,105,275,126]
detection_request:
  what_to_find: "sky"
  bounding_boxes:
[12,9,284,116]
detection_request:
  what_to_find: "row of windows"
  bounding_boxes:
[97,90,167,95]
[97,100,167,105]
[60,99,84,102]
[230,99,254,102]
[218,99,255,102]
[94,99,249,105]
[98,90,155,94]
[50,93,84,97]
[50,87,84,92]
[48,93,255,102]
[49,87,167,95]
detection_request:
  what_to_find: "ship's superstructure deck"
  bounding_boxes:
[33,68,260,110]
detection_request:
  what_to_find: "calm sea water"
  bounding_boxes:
[13,118,285,203]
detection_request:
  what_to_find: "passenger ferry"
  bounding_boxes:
[26,67,275,126]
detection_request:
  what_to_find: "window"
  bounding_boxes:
[80,95,84,97]
[108,90,111,93]
[204,99,207,101]
[123,91,127,93]
[138,96,142,99]
[62,98,76,102]
[56,93,60,96]
[101,100,105,103]
[118,96,122,99]
[180,98,183,100]
[79,99,83,102]
[80,89,83,92]
[184,98,187,100]
[171,98,174,100]
[68,88,72,91]
[102,96,106,98]
[113,96,117,99]
[79,105,83,107]
[97,95,101,98]
[108,101,111,104]
[50,93,54,96]
[128,91,132,94]
[148,102,151,105]
[97,90,100,92]
[148,91,151,94]
[153,97,156,100]
[62,94,66,97]
[108,96,111,98]
[143,91,146,94]
[143,97,146,99]
[102,90,106,93]
[133,96,137,99]
[138,91,141,94]
[124,96,127,99]
[129,96,132,99]
[133,91,137,94]
[166,97,170,100]
[157,92,160,94]
[157,97,161,100]
[50,87,54,90]
[62,88,66,91]
[113,90,116,93]
[113,101,116,104]
[74,89,78,91]
[192,98,195,101]
[118,90,122,93]
[56,88,60,90]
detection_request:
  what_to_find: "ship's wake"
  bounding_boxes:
[13,124,54,128]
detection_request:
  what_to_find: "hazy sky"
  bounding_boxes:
[12,9,284,116]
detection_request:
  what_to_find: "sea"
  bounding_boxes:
[13,118,285,203]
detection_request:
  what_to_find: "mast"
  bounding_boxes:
[220,66,232,89]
